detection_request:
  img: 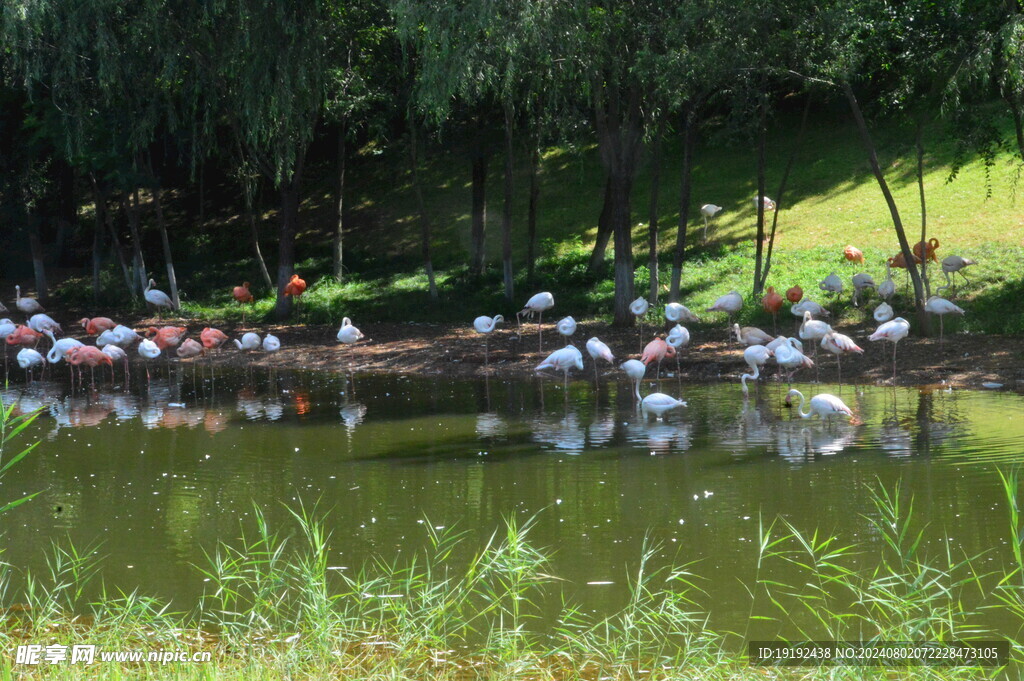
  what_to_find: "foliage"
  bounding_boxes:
[0,398,40,515]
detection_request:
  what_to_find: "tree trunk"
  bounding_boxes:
[647,121,664,304]
[469,149,488,276]
[28,218,48,304]
[333,119,348,282]
[92,189,104,304]
[670,113,696,301]
[122,190,148,295]
[844,82,927,328]
[587,178,614,274]
[752,97,767,296]
[527,140,540,282]
[1007,97,1024,163]
[248,198,274,291]
[409,116,438,300]
[273,180,300,320]
[760,94,811,289]
[916,120,931,299]
[153,184,180,309]
[501,105,515,302]
[609,170,635,326]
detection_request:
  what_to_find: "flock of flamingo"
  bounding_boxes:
[475,235,977,426]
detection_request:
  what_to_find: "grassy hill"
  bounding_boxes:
[57,109,1024,333]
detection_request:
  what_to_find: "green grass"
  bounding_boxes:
[53,108,1024,334]
[3,473,1024,679]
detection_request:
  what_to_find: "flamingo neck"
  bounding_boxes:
[794,392,812,418]
[633,379,641,401]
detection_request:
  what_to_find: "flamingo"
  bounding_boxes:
[102,344,129,383]
[665,302,699,324]
[641,337,675,377]
[474,315,503,369]
[17,347,44,382]
[819,272,843,313]
[0,302,6,315]
[28,314,62,336]
[233,332,262,351]
[200,327,230,351]
[233,282,255,320]
[556,316,577,342]
[851,273,876,307]
[263,334,281,352]
[337,317,364,344]
[733,324,773,346]
[177,338,205,359]
[786,285,803,304]
[666,324,690,376]
[66,346,112,389]
[79,317,116,336]
[144,279,176,316]
[820,331,863,385]
[868,317,911,383]
[0,318,15,371]
[517,292,555,352]
[843,245,865,264]
[774,338,813,384]
[761,287,783,333]
[640,392,687,420]
[913,237,940,263]
[585,337,615,382]
[45,331,83,365]
[740,345,773,396]
[14,285,44,315]
[707,291,743,329]
[791,299,830,320]
[937,255,977,294]
[878,261,896,301]
[147,326,187,351]
[785,389,854,423]
[535,345,583,388]
[630,297,649,348]
[98,325,142,349]
[799,310,832,362]
[621,359,646,401]
[700,203,723,241]
[138,338,161,383]
[6,325,42,348]
[924,296,965,343]
[283,274,307,298]
[873,302,894,323]
[753,195,776,211]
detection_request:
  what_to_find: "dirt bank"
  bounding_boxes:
[138,317,1024,391]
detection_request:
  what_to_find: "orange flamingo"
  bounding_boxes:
[79,317,116,336]
[233,282,254,304]
[888,252,921,270]
[786,285,803,304]
[66,346,113,388]
[640,337,676,377]
[284,274,307,298]
[913,238,940,263]
[843,245,865,264]
[200,327,229,351]
[6,325,42,348]
[147,326,187,351]
[761,286,783,333]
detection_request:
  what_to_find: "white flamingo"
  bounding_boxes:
[924,296,965,343]
[799,310,832,361]
[868,316,911,383]
[785,389,854,423]
[630,297,649,349]
[28,313,62,336]
[535,345,583,388]
[233,332,262,350]
[337,317,364,344]
[753,195,776,211]
[97,324,142,348]
[518,292,555,352]
[937,255,977,294]
[473,315,503,369]
[733,324,773,346]
[102,344,129,383]
[17,347,45,382]
[556,316,577,342]
[144,279,176,316]
[263,334,281,352]
[820,331,863,385]
[873,302,894,323]
[791,299,830,319]
[621,359,646,401]
[665,302,700,324]
[774,338,813,384]
[666,324,690,376]
[700,204,723,241]
[851,273,876,307]
[740,345,773,396]
[878,261,895,301]
[707,291,743,329]
[641,392,687,421]
[585,337,614,382]
[14,285,44,315]
[138,338,161,384]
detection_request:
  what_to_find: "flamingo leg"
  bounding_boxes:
[538,312,543,353]
[484,338,489,370]
[892,341,897,384]
[939,315,944,344]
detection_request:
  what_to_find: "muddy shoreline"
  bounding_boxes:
[120,317,1024,391]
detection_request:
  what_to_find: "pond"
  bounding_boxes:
[0,365,1021,636]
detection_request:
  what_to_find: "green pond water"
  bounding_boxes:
[1,366,1022,636]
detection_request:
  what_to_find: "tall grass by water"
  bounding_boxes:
[2,472,1023,679]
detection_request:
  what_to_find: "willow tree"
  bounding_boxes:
[196,0,330,320]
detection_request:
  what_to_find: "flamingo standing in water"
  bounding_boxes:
[869,317,911,383]
[621,359,646,402]
[641,337,675,378]
[102,344,129,383]
[666,324,690,376]
[535,345,583,389]
[740,345,773,396]
[17,347,44,382]
[138,338,161,384]
[585,337,615,382]
[0,318,16,371]
[6,325,42,350]
[148,326,187,352]
[66,346,112,389]
[785,389,854,423]
[518,292,555,352]
[473,315,503,369]
[774,338,813,385]
[640,392,687,421]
